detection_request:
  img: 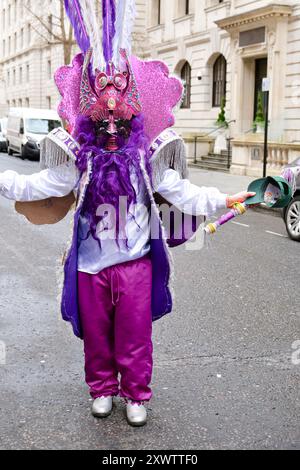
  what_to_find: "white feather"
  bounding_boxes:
[79,0,105,70]
[113,0,136,67]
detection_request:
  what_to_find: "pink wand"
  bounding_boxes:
[205,203,247,234]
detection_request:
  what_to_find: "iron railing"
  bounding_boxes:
[193,120,236,166]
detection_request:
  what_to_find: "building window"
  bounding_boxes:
[27,24,31,46]
[47,60,52,79]
[158,0,162,25]
[185,0,190,15]
[20,28,24,49]
[180,61,191,109]
[253,58,267,121]
[152,0,162,25]
[151,0,164,26]
[178,0,190,17]
[212,54,227,108]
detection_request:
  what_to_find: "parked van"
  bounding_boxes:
[6,108,61,160]
[0,118,8,152]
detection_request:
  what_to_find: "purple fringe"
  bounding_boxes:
[64,0,90,54]
[102,0,116,64]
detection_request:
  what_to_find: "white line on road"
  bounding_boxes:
[231,221,250,228]
[265,230,288,238]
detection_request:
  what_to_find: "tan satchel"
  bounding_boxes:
[15,192,76,226]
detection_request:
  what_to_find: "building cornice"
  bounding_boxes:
[215,4,293,31]
[173,14,194,25]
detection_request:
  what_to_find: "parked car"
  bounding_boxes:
[283,157,300,242]
[0,118,8,152]
[6,108,61,160]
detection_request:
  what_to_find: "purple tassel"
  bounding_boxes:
[102,0,116,64]
[64,0,90,53]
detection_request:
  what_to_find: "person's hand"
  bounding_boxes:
[226,191,256,208]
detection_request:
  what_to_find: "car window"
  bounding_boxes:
[292,157,300,166]
[26,119,61,135]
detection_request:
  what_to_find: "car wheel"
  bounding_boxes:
[21,146,26,160]
[8,145,13,156]
[285,196,300,242]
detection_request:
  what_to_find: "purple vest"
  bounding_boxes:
[53,128,200,339]
[61,158,173,339]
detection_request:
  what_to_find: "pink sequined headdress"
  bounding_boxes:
[55,0,183,145]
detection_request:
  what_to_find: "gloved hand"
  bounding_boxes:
[226,191,256,208]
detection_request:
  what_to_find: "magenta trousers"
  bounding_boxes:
[78,256,153,403]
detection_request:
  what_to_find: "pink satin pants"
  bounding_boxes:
[78,256,153,403]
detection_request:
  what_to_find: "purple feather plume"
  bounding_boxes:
[102,0,116,64]
[64,0,90,53]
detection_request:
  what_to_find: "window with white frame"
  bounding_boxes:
[180,61,192,109]
[212,55,227,108]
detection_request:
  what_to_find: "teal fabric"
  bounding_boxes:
[246,176,292,208]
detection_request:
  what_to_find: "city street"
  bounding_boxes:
[0,153,299,450]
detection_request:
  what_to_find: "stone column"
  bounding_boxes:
[267,18,289,142]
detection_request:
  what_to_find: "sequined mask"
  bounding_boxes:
[80,48,142,151]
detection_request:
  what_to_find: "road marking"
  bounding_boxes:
[265,230,288,238]
[231,221,250,228]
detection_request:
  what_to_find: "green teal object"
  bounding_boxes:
[246,176,292,208]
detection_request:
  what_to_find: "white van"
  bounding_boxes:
[0,118,8,152]
[6,108,61,160]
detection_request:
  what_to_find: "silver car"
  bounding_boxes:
[0,118,8,152]
[283,158,300,241]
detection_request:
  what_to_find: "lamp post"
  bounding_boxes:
[262,77,270,178]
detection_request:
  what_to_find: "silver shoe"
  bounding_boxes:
[92,396,113,418]
[126,401,147,427]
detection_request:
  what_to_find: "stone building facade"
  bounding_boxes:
[142,0,300,175]
[0,0,67,114]
[0,0,146,115]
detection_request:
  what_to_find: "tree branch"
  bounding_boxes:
[24,3,63,43]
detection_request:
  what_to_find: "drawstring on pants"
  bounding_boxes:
[111,269,120,306]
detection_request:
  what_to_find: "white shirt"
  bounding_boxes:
[0,163,227,274]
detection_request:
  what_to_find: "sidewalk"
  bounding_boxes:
[188,166,253,194]
[188,166,281,216]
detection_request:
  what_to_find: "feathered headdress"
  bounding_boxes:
[63,0,135,71]
[56,0,183,142]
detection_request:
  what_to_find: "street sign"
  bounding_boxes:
[262,77,270,92]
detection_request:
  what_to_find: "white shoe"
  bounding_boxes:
[126,401,147,427]
[92,396,113,418]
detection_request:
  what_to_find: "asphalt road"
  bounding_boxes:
[0,153,299,450]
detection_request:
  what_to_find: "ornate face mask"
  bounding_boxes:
[80,48,141,150]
